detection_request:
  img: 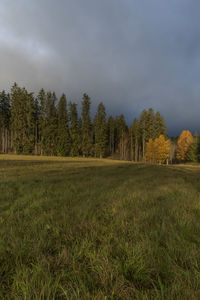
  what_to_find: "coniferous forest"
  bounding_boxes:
[0,83,200,163]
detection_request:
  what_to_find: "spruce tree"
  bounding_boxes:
[41,92,58,155]
[37,89,47,154]
[115,115,127,160]
[155,111,166,138]
[139,109,148,159]
[33,95,40,155]
[146,108,155,140]
[11,83,35,154]
[129,124,134,161]
[57,94,71,156]
[0,90,11,153]
[107,116,115,155]
[23,92,36,154]
[132,118,140,161]
[69,102,81,156]
[186,132,199,162]
[11,83,25,153]
[81,93,92,157]
[94,102,107,158]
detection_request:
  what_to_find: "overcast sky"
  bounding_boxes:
[0,0,200,136]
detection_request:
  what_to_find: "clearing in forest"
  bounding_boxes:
[0,155,200,299]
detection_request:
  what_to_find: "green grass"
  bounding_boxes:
[0,155,200,299]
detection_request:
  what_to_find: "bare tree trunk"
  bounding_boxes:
[130,134,133,161]
[0,128,2,152]
[6,128,8,153]
[2,129,5,153]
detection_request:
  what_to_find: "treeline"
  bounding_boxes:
[0,83,199,163]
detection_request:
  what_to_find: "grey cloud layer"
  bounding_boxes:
[0,0,200,135]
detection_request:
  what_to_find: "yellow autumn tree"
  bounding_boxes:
[154,135,170,164]
[146,135,170,164]
[176,130,193,161]
[145,138,155,163]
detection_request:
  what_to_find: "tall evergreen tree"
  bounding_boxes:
[107,116,115,155]
[57,94,71,156]
[131,118,140,161]
[186,132,200,162]
[33,95,40,155]
[37,89,47,154]
[129,124,134,161]
[139,109,148,159]
[11,83,25,153]
[146,108,155,140]
[115,115,127,160]
[0,91,11,153]
[23,92,36,154]
[81,93,92,157]
[69,102,81,156]
[41,92,58,155]
[138,109,166,159]
[11,83,36,154]
[155,111,166,138]
[94,102,107,158]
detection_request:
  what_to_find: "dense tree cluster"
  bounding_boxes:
[146,135,170,164]
[176,130,200,162]
[0,83,199,163]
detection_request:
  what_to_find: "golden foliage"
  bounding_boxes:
[145,135,170,164]
[145,138,155,163]
[176,130,193,161]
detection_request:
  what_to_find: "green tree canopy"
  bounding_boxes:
[94,102,107,158]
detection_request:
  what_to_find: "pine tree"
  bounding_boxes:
[78,118,82,154]
[11,83,36,154]
[57,94,71,156]
[41,92,58,155]
[115,115,127,160]
[132,118,140,161]
[146,108,155,140]
[69,102,81,156]
[37,89,47,154]
[107,116,115,156]
[33,95,40,155]
[94,102,107,158]
[11,83,25,153]
[23,92,36,154]
[129,124,134,161]
[138,109,167,160]
[186,132,199,162]
[155,111,166,138]
[0,90,11,153]
[139,109,148,159]
[81,93,92,157]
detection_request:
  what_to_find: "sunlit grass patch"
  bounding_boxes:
[0,155,200,299]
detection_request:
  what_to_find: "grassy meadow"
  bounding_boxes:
[0,155,200,299]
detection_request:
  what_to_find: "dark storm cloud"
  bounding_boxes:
[0,0,200,135]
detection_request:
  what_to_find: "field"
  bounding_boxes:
[0,155,200,299]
